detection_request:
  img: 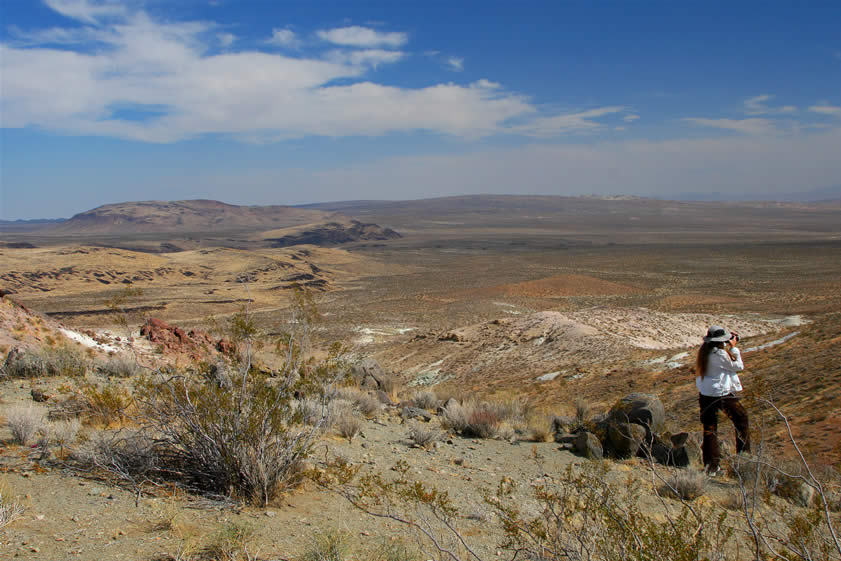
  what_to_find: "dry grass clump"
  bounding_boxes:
[298,530,348,561]
[332,402,362,441]
[96,354,143,378]
[5,404,46,444]
[0,479,24,529]
[408,425,443,449]
[47,418,81,453]
[574,398,592,422]
[335,387,382,418]
[2,344,88,378]
[440,398,534,439]
[462,403,500,439]
[407,390,440,411]
[202,521,257,561]
[663,469,707,501]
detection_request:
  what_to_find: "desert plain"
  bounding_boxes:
[0,195,840,560]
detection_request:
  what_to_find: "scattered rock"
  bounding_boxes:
[574,431,603,460]
[30,388,50,403]
[607,393,665,439]
[401,407,433,422]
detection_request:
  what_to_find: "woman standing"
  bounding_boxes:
[696,325,750,476]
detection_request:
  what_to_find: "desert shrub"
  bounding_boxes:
[407,390,439,411]
[134,365,335,505]
[298,398,330,426]
[76,382,133,425]
[47,418,81,454]
[0,479,24,529]
[203,521,257,561]
[408,425,443,448]
[526,424,553,443]
[334,408,362,441]
[663,469,707,501]
[72,430,160,494]
[298,530,348,561]
[439,400,469,433]
[354,392,381,418]
[2,344,88,378]
[96,354,143,378]
[5,404,45,444]
[462,403,500,439]
[335,387,382,418]
[440,399,511,438]
[487,397,531,425]
[323,459,733,561]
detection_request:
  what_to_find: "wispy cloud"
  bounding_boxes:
[447,56,464,71]
[266,28,299,47]
[45,0,126,24]
[744,94,796,115]
[809,104,841,118]
[683,117,778,136]
[325,49,405,68]
[316,25,407,48]
[623,114,640,123]
[513,107,626,137]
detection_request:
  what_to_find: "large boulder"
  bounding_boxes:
[607,393,665,439]
[606,422,647,459]
[351,358,389,390]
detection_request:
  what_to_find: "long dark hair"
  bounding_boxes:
[696,341,724,378]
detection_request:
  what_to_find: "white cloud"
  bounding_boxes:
[266,28,299,48]
[316,25,407,48]
[217,32,235,47]
[326,49,404,68]
[623,114,640,123]
[447,57,464,71]
[684,117,778,136]
[1,7,628,143]
[744,94,796,115]
[45,0,126,23]
[809,104,841,118]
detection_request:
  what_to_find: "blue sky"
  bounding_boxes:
[1,0,840,219]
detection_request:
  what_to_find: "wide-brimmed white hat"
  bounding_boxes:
[703,325,731,343]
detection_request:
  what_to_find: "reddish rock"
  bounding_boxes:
[216,339,236,355]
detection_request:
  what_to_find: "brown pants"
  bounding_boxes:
[699,393,750,470]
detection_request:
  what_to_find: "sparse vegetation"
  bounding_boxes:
[203,521,258,561]
[5,404,45,444]
[298,530,348,561]
[96,354,143,378]
[663,469,707,501]
[0,479,24,529]
[2,344,88,378]
[407,390,439,411]
[407,425,443,448]
[334,407,362,441]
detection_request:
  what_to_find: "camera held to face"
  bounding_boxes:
[730,331,740,342]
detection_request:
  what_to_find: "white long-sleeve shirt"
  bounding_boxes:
[696,347,744,397]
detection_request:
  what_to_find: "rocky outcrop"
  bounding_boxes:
[267,220,401,248]
[140,317,234,360]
